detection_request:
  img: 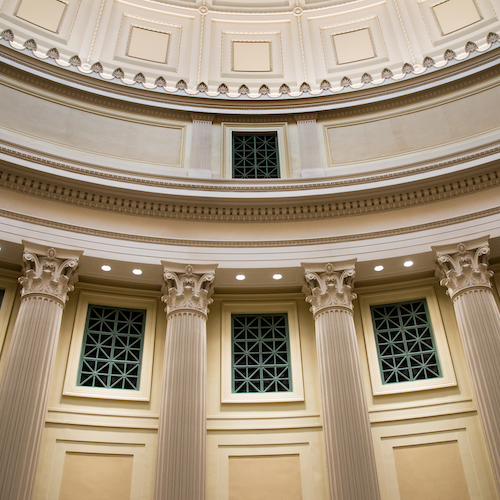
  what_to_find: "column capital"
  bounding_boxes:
[161,261,217,318]
[19,241,82,304]
[302,260,357,317]
[433,236,493,299]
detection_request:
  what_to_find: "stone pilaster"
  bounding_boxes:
[434,237,500,493]
[154,262,217,500]
[295,113,325,178]
[302,261,381,500]
[188,114,214,178]
[0,242,81,500]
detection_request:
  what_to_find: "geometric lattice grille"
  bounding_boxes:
[371,299,442,384]
[232,133,280,179]
[232,313,291,393]
[0,289,4,308]
[78,305,146,390]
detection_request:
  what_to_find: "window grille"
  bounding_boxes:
[232,313,292,393]
[0,289,4,308]
[78,305,146,390]
[371,299,442,384]
[232,133,280,179]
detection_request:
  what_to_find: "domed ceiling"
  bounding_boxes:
[0,0,498,99]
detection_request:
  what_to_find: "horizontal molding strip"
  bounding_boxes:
[0,160,499,222]
[0,206,499,247]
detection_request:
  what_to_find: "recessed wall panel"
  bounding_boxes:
[394,441,470,500]
[228,455,303,500]
[59,453,133,500]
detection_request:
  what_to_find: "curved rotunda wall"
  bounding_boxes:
[0,0,499,95]
[1,45,500,275]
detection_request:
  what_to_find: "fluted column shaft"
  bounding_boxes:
[0,244,80,500]
[155,262,216,500]
[434,239,500,492]
[302,262,381,500]
[155,310,207,500]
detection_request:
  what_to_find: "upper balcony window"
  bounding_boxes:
[232,132,280,179]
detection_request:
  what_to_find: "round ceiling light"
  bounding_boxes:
[236,274,246,281]
[404,260,414,267]
[273,274,283,280]
[132,269,143,275]
[374,265,384,272]
[101,265,111,272]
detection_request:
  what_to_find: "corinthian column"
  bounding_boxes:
[434,237,500,492]
[154,262,217,500]
[0,242,81,500]
[302,261,381,500]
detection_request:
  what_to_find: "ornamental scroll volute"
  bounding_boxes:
[301,261,357,317]
[19,242,82,304]
[161,262,217,318]
[433,238,493,300]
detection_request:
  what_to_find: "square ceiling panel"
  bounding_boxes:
[16,0,67,33]
[332,28,376,65]
[432,0,482,35]
[232,41,272,72]
[127,26,170,64]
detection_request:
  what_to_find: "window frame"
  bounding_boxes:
[359,285,457,395]
[222,123,290,179]
[63,291,157,401]
[221,301,304,403]
[231,312,292,394]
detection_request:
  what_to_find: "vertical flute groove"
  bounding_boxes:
[0,296,63,500]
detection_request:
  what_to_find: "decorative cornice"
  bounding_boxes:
[161,262,217,318]
[19,243,82,304]
[434,238,494,300]
[0,29,498,99]
[0,206,499,248]
[302,261,357,317]
[0,36,499,115]
[1,147,500,223]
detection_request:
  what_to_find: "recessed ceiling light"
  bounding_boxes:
[101,265,111,272]
[132,269,143,275]
[374,265,384,272]
[273,274,283,280]
[404,260,414,267]
[236,274,246,281]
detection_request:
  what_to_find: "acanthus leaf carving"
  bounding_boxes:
[19,246,80,304]
[302,262,357,317]
[435,241,493,299]
[162,264,216,317]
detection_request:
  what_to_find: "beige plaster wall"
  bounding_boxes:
[0,84,185,167]
[325,84,500,165]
